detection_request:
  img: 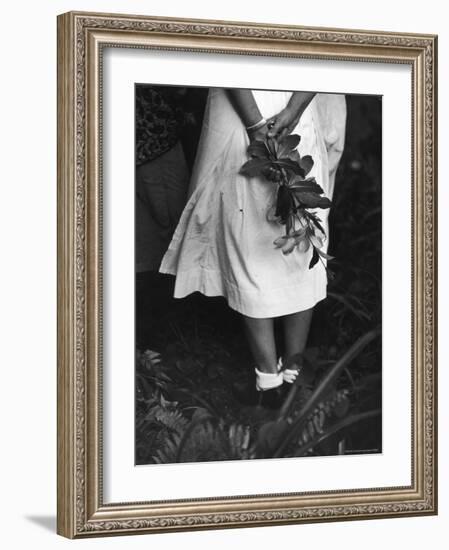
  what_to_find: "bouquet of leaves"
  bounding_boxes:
[240,134,333,271]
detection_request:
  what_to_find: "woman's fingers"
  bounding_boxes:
[289,120,299,134]
[270,118,299,139]
[265,108,302,142]
[267,115,288,138]
[283,118,299,138]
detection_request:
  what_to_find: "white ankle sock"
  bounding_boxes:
[277,357,301,384]
[254,367,283,391]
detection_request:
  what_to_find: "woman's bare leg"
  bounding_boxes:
[282,307,314,361]
[241,315,277,373]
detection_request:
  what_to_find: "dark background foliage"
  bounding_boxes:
[135,90,382,465]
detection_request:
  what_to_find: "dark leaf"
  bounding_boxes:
[277,134,301,157]
[309,246,319,269]
[273,159,305,177]
[290,177,324,195]
[299,155,314,176]
[247,140,270,159]
[296,192,332,209]
[305,211,325,234]
[240,158,272,178]
[292,184,324,196]
[275,186,294,223]
[287,149,301,163]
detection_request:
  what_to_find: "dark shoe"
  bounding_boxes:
[259,385,287,410]
[232,380,287,410]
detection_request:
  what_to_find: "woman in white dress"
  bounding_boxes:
[160,88,346,407]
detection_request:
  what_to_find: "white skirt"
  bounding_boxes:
[159,89,346,318]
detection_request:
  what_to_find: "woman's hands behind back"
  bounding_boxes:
[267,105,302,139]
[247,121,269,143]
[266,92,316,139]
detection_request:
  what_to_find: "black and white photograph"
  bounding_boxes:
[134,84,382,465]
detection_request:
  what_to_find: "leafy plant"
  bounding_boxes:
[240,134,333,271]
[263,328,381,459]
[137,327,381,464]
[152,414,257,464]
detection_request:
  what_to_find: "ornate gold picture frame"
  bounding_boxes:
[57,11,437,538]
